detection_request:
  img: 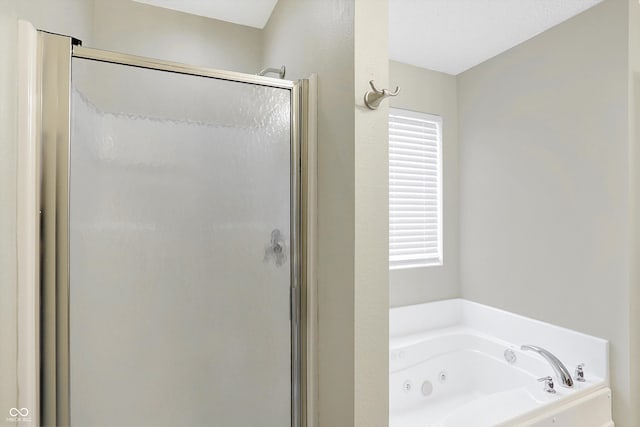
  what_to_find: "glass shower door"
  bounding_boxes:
[68,57,293,427]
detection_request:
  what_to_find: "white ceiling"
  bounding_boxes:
[132,0,279,29]
[389,0,604,75]
[133,0,603,73]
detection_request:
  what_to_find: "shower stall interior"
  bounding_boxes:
[36,30,308,427]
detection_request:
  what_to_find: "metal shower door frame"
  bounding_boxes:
[37,30,308,427]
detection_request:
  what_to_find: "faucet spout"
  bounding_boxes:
[521,345,574,388]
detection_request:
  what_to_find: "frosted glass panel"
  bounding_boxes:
[69,58,291,427]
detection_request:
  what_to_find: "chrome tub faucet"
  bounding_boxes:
[521,344,574,388]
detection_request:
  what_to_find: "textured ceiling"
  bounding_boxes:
[132,0,279,29]
[389,0,604,75]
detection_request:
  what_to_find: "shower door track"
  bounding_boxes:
[37,31,308,427]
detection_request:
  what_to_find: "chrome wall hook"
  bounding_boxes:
[364,80,400,110]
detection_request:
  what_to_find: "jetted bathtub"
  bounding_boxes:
[390,299,613,427]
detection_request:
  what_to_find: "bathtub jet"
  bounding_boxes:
[521,344,574,388]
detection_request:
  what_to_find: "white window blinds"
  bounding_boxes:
[389,108,442,269]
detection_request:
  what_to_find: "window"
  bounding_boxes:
[389,108,442,269]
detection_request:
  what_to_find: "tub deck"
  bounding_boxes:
[390,300,613,427]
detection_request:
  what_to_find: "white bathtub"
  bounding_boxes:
[390,300,613,427]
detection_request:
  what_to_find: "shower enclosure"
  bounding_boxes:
[37,31,308,427]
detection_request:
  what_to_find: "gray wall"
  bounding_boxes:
[17,0,94,44]
[389,61,460,307]
[353,2,390,425]
[458,1,632,425]
[91,0,263,74]
[17,0,263,74]
[262,1,390,425]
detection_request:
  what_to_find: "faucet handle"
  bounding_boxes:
[537,376,556,394]
[575,363,586,382]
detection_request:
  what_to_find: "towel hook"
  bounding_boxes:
[364,80,400,110]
